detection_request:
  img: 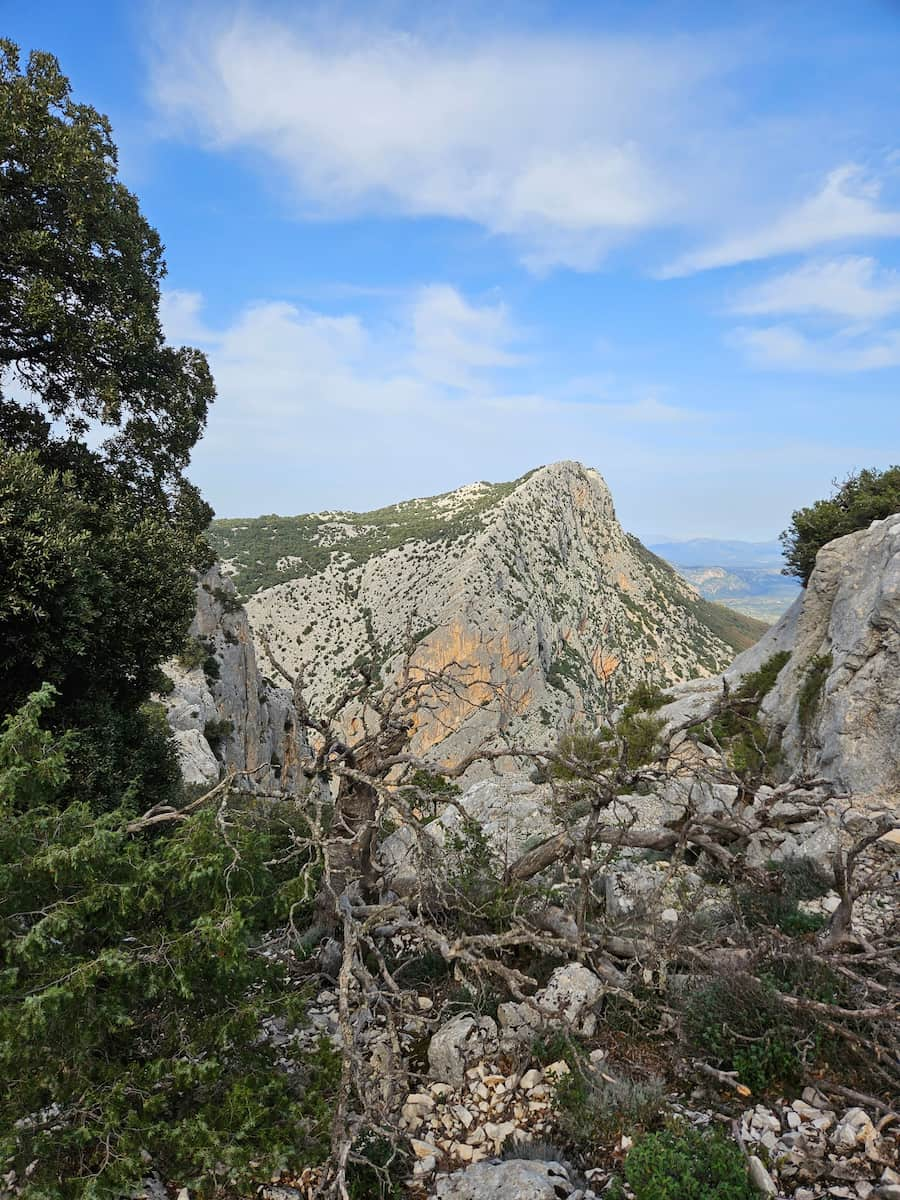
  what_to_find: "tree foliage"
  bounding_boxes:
[781,465,900,584]
[0,687,336,1199]
[0,39,214,511]
[0,40,215,797]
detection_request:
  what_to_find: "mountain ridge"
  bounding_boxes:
[208,462,767,762]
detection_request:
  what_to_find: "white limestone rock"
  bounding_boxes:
[538,963,604,1026]
[171,728,220,786]
[659,512,900,802]
[433,1159,572,1199]
[427,1015,499,1088]
[160,565,310,794]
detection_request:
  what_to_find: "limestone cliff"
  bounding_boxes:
[210,462,764,764]
[160,565,307,790]
[660,511,900,799]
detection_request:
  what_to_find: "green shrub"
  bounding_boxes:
[551,1067,664,1149]
[622,682,671,718]
[203,716,234,751]
[0,687,334,1198]
[553,708,664,782]
[618,712,665,769]
[737,857,830,936]
[552,724,616,780]
[531,1030,586,1071]
[445,818,525,928]
[346,1132,409,1199]
[682,972,801,1093]
[706,652,789,782]
[151,668,176,696]
[178,636,208,671]
[625,1126,755,1200]
[781,465,900,584]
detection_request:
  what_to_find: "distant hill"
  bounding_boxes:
[648,539,801,622]
[208,462,767,761]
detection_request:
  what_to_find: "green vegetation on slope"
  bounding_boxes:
[689,594,769,653]
[0,686,335,1199]
[209,471,538,595]
[628,538,769,654]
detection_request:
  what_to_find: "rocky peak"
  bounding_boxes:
[210,462,765,765]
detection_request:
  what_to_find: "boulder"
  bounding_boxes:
[498,963,603,1046]
[538,964,604,1027]
[497,1001,541,1047]
[427,1014,499,1087]
[433,1159,572,1199]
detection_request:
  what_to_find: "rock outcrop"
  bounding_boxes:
[210,462,765,767]
[659,512,900,799]
[433,1160,572,1199]
[160,565,307,791]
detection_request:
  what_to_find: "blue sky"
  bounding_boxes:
[6,0,900,538]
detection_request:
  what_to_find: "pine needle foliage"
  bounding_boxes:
[0,687,337,1199]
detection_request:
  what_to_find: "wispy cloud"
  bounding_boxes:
[410,285,521,389]
[733,323,900,371]
[148,13,734,270]
[730,255,900,321]
[663,166,900,277]
[159,283,719,516]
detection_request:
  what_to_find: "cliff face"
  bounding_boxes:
[160,566,307,790]
[211,462,763,764]
[660,512,900,799]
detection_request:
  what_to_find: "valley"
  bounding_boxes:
[649,538,802,622]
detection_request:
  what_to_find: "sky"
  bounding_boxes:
[6,0,900,539]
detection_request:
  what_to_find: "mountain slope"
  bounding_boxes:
[209,462,766,762]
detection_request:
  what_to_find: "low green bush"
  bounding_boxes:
[707,652,790,781]
[682,971,801,1093]
[551,1066,664,1149]
[203,716,234,751]
[622,682,671,718]
[346,1132,409,1199]
[178,636,208,671]
[625,1126,755,1200]
[798,653,832,732]
[737,857,830,936]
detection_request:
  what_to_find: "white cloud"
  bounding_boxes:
[162,283,721,519]
[733,323,900,371]
[664,166,900,277]
[411,285,520,388]
[149,15,731,269]
[596,395,696,423]
[731,256,900,321]
[159,289,214,343]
